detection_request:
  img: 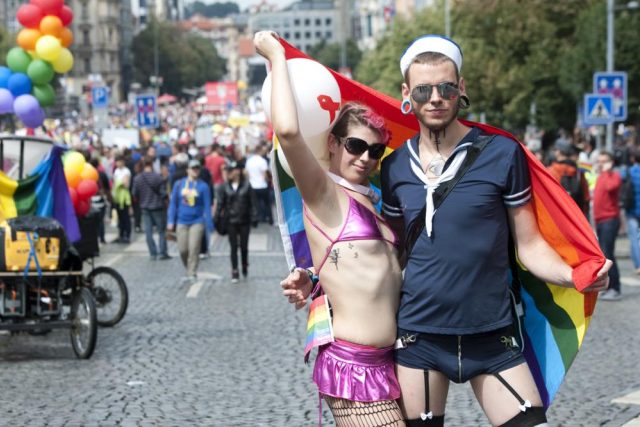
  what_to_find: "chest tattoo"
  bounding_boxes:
[328,248,341,270]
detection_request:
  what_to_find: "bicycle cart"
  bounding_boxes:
[0,135,128,359]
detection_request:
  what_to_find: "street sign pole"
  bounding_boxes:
[606,0,614,151]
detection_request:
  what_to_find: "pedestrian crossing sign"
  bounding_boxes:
[583,94,614,126]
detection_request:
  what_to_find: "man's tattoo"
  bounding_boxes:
[329,248,340,269]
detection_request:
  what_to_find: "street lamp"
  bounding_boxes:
[605,0,639,151]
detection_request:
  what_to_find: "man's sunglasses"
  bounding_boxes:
[411,82,460,103]
[339,137,387,160]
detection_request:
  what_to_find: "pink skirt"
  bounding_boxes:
[312,339,401,402]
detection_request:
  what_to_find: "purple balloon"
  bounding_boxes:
[0,88,14,114]
[14,94,45,128]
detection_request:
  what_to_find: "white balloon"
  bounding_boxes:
[275,131,331,178]
[261,58,341,139]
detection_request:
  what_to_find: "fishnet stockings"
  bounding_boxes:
[324,395,406,427]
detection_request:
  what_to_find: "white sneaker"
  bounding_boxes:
[599,289,621,301]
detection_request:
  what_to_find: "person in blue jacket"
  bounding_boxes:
[167,159,213,284]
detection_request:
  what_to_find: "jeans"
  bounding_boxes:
[626,214,640,268]
[596,217,621,292]
[142,208,167,257]
[228,223,250,271]
[177,223,204,277]
[255,188,273,223]
[116,206,131,239]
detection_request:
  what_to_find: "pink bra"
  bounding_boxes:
[304,192,398,274]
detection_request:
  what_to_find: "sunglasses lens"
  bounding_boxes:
[344,137,368,155]
[411,85,432,103]
[369,144,386,159]
[439,83,460,100]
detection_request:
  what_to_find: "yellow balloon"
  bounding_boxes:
[35,35,62,62]
[64,151,86,174]
[52,48,73,73]
[28,50,40,60]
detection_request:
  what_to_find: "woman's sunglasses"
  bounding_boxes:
[339,137,387,160]
[411,82,460,103]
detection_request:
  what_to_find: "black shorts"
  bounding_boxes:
[395,326,526,383]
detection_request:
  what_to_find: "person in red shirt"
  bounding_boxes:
[593,151,622,300]
[205,143,227,186]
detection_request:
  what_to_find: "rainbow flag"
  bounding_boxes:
[271,40,605,408]
[0,145,80,242]
[304,294,334,362]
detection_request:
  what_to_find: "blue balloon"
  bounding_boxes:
[0,67,11,89]
[0,88,14,114]
[7,73,32,97]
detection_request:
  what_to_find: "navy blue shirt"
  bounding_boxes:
[381,128,531,334]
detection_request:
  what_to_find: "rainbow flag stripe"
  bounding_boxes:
[303,294,334,362]
[0,145,80,242]
[273,40,605,407]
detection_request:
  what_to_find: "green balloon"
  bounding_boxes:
[32,83,55,107]
[6,47,32,73]
[27,60,54,85]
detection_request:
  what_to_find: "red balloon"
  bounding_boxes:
[75,199,90,217]
[58,5,73,26]
[30,0,63,16]
[16,4,43,28]
[76,179,98,200]
[68,187,79,207]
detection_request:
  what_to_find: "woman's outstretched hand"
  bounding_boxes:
[253,31,285,61]
[281,268,313,310]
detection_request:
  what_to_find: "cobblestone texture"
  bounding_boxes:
[0,224,638,426]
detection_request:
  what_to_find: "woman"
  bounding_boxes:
[215,161,257,283]
[254,31,404,426]
[167,159,213,284]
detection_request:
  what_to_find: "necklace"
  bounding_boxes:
[427,154,446,176]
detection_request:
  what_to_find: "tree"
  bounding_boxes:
[185,1,240,18]
[355,0,639,133]
[308,39,363,72]
[131,20,226,96]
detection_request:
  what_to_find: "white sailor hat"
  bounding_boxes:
[399,35,463,77]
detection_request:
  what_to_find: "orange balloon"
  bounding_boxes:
[17,28,42,51]
[64,166,81,189]
[40,15,63,37]
[80,163,99,182]
[59,27,73,48]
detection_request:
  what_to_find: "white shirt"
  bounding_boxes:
[113,166,131,185]
[245,154,269,189]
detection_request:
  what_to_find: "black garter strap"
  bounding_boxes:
[498,406,547,427]
[406,415,444,427]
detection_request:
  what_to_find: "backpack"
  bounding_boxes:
[560,172,584,208]
[622,178,635,211]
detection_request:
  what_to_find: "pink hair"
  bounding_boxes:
[331,102,391,145]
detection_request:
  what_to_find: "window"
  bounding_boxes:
[304,31,311,39]
[294,18,300,25]
[84,58,91,73]
[284,32,291,39]
[315,31,321,38]
[325,18,332,26]
[83,30,90,44]
[325,31,332,38]
[294,32,300,39]
[304,19,310,25]
[315,18,321,26]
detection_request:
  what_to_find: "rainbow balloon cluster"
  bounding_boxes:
[63,151,99,217]
[0,0,74,128]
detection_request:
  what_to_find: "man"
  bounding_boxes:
[245,144,273,225]
[282,35,611,427]
[132,156,171,261]
[593,151,622,301]
[205,143,227,186]
[547,139,590,216]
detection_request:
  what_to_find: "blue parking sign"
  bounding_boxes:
[92,86,108,108]
[136,94,159,128]
[593,72,627,121]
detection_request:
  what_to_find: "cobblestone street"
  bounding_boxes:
[1,224,639,426]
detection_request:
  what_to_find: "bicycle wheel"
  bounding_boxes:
[88,266,129,327]
[70,287,97,359]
